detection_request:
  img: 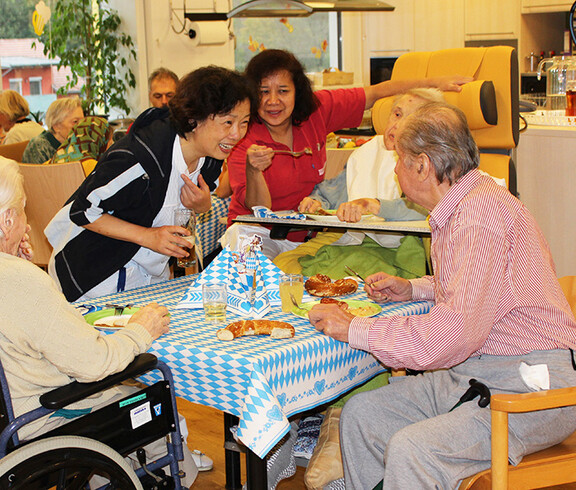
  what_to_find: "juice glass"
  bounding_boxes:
[279,274,304,313]
[203,283,227,324]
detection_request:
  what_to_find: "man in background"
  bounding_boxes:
[148,68,179,108]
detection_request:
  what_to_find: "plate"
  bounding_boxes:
[291,300,382,318]
[85,307,141,331]
[305,212,384,223]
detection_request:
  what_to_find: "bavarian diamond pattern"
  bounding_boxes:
[196,195,229,258]
[176,248,313,317]
[78,274,432,458]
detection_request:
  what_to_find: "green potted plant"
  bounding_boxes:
[35,0,136,116]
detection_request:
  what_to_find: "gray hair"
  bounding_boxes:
[148,68,179,91]
[0,90,30,122]
[396,102,479,185]
[0,157,25,220]
[45,96,83,132]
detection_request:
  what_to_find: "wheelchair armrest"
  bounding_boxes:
[39,353,159,410]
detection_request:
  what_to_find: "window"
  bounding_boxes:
[9,78,23,94]
[29,77,43,96]
[233,9,339,73]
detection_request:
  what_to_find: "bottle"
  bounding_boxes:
[527,52,537,72]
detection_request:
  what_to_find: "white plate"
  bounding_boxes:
[305,213,385,223]
[84,307,140,331]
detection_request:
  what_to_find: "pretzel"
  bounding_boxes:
[217,320,295,341]
[305,274,358,297]
[320,298,350,310]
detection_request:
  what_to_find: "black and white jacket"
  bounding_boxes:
[48,107,223,302]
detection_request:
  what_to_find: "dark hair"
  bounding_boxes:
[245,49,318,126]
[169,66,255,137]
[148,67,179,90]
[396,102,479,185]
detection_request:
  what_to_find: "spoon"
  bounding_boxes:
[273,147,312,157]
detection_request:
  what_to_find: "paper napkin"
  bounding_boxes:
[177,247,293,317]
[252,206,306,221]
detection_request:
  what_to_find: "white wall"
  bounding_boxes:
[110,0,235,116]
[109,1,369,116]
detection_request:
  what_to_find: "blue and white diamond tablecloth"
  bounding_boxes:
[195,195,229,259]
[81,276,432,458]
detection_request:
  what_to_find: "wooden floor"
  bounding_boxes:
[177,397,306,489]
[178,397,576,490]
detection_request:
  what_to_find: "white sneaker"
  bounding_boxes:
[191,449,213,472]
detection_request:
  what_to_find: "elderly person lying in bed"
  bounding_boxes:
[0,156,202,485]
[274,88,444,278]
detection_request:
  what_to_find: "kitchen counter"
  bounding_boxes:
[516,124,576,277]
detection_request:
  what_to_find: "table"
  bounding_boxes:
[83,275,432,488]
[233,214,431,238]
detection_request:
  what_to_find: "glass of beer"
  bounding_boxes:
[279,274,304,313]
[173,208,196,268]
[202,283,227,324]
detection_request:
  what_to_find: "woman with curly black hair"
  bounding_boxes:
[46,66,253,302]
[224,49,471,259]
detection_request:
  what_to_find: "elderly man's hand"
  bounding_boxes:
[365,271,412,303]
[336,198,380,222]
[129,302,170,340]
[298,196,322,214]
[308,304,354,342]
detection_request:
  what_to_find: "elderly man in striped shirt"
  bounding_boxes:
[308,102,576,490]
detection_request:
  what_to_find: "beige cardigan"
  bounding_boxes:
[0,252,153,438]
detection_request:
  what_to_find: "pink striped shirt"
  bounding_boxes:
[349,170,576,371]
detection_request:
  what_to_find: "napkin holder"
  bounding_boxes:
[177,247,286,317]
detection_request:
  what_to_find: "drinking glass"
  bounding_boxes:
[279,274,304,313]
[173,208,196,268]
[203,283,227,324]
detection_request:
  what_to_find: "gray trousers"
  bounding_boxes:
[340,349,576,490]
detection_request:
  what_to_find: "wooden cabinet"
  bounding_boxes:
[516,125,576,277]
[522,0,574,14]
[363,0,414,58]
[465,0,521,40]
[414,0,464,51]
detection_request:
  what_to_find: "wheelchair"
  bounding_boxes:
[0,353,185,489]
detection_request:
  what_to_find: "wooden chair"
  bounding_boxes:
[0,140,29,162]
[19,162,85,268]
[459,275,576,490]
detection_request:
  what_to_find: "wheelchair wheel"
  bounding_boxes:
[0,435,143,489]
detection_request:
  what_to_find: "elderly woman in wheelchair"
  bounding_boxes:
[0,155,198,488]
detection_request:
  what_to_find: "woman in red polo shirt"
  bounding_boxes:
[224,49,470,259]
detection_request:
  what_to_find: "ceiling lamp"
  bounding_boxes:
[184,0,394,21]
[228,0,313,17]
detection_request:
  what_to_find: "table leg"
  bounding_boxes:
[224,413,242,490]
[246,449,267,490]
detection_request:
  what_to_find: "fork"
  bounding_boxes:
[273,147,312,157]
[106,303,133,315]
[344,265,370,285]
[289,293,302,309]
